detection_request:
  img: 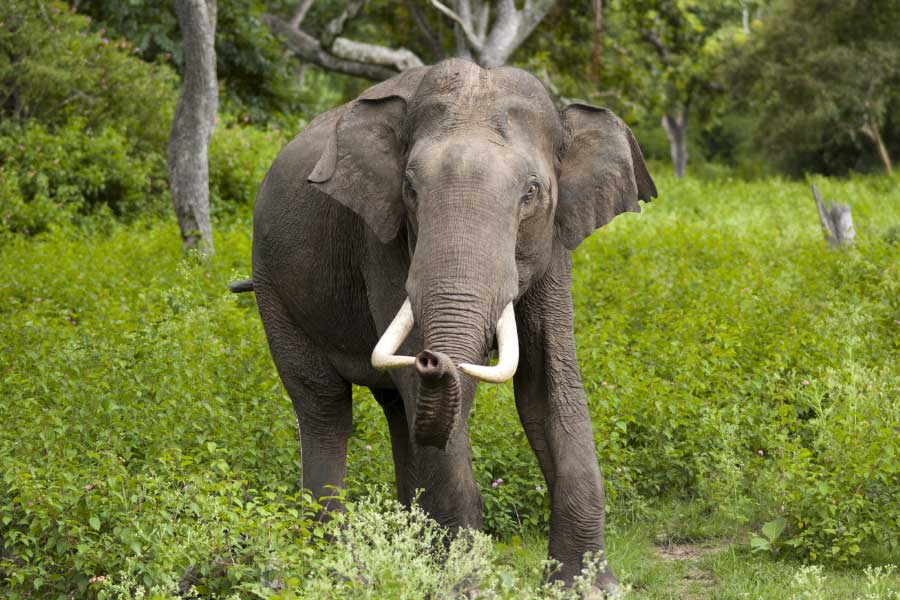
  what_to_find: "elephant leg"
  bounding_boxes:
[392,372,484,531]
[514,377,555,485]
[512,244,620,595]
[293,380,352,512]
[370,387,414,506]
[256,287,352,511]
[411,423,483,531]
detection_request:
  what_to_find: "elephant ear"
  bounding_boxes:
[308,67,428,243]
[556,104,657,250]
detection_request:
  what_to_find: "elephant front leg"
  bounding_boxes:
[545,415,617,592]
[512,246,620,596]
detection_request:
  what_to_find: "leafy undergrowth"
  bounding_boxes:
[2,173,899,597]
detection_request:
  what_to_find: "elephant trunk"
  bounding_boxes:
[413,349,462,448]
[412,290,490,449]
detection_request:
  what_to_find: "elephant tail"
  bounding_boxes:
[228,279,254,293]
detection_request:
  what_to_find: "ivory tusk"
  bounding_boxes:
[371,298,417,370]
[458,302,519,383]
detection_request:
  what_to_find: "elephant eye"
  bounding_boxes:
[522,182,540,202]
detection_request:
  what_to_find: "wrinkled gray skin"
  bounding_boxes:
[250,59,656,593]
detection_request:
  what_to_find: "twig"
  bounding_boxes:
[430,0,483,52]
[640,29,670,65]
[407,0,445,60]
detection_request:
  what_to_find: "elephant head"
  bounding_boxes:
[309,59,656,450]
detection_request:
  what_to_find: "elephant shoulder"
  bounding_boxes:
[274,106,348,183]
[253,106,359,254]
[255,106,348,212]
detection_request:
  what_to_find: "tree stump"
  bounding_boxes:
[812,184,855,248]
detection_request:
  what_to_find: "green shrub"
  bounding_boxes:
[570,173,900,560]
[0,0,177,148]
[0,119,168,234]
[0,0,178,235]
[3,453,329,598]
[760,364,900,563]
[786,564,900,600]
[292,489,497,599]
[209,121,290,212]
[0,224,307,597]
[0,113,294,235]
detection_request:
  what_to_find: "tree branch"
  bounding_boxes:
[321,0,366,50]
[534,67,577,107]
[430,0,483,52]
[452,0,474,58]
[407,0,445,61]
[263,13,399,81]
[477,0,556,68]
[331,38,424,71]
[289,0,315,28]
[640,29,670,65]
[473,0,489,42]
[518,0,556,41]
[860,114,894,174]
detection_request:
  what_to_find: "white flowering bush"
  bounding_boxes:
[292,490,494,599]
[788,564,899,600]
[265,489,620,600]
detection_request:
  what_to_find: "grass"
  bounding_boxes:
[501,502,900,599]
[2,172,899,597]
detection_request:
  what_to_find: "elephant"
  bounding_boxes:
[236,58,657,594]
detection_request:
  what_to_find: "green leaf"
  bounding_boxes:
[762,517,786,543]
[750,536,770,553]
[88,516,101,531]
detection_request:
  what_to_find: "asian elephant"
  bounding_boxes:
[240,58,656,594]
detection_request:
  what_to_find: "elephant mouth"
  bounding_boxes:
[371,298,519,383]
[371,298,519,449]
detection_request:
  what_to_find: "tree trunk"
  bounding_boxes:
[873,135,894,174]
[861,117,894,175]
[812,184,855,248]
[168,0,218,254]
[661,108,688,178]
[592,0,602,80]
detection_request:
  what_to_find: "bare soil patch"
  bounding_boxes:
[654,540,725,562]
[653,539,729,598]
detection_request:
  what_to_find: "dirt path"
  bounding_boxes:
[653,540,727,599]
